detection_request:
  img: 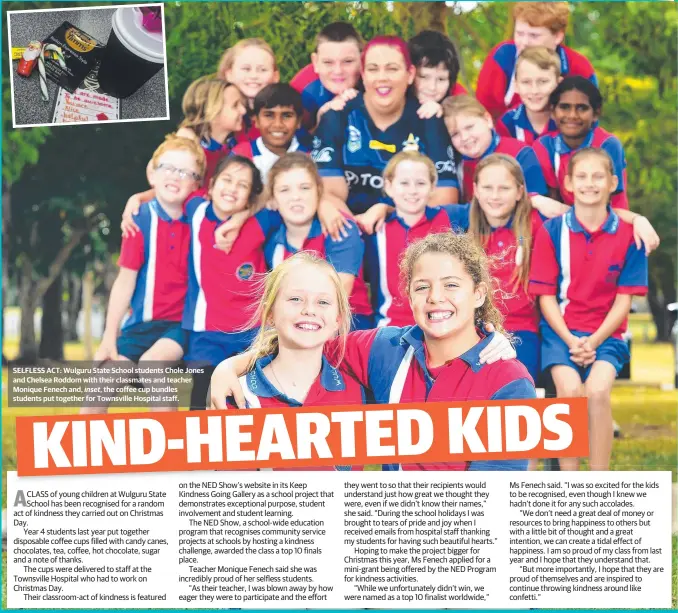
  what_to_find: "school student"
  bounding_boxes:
[533,76,628,208]
[210,232,532,471]
[261,153,374,330]
[231,84,310,184]
[290,22,363,129]
[441,95,550,204]
[224,252,366,471]
[217,38,280,142]
[476,2,597,119]
[496,47,559,144]
[82,136,205,414]
[529,148,648,471]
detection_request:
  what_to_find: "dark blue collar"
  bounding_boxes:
[200,136,228,152]
[205,202,232,225]
[463,130,500,161]
[565,206,619,235]
[399,325,494,374]
[247,353,346,405]
[385,206,441,228]
[555,128,595,155]
[150,198,185,222]
[269,216,323,252]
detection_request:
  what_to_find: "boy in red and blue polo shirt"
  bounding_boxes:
[496,47,559,145]
[529,148,647,471]
[533,77,628,209]
[476,2,596,119]
[290,22,362,130]
[231,84,311,185]
[82,137,205,415]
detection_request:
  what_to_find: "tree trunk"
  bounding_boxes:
[64,273,82,342]
[39,273,64,360]
[2,183,11,365]
[16,214,100,362]
[17,257,38,364]
[82,270,94,360]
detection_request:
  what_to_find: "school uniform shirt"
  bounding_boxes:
[118,199,190,328]
[329,327,535,471]
[201,135,237,187]
[496,104,557,145]
[529,207,648,339]
[312,93,458,214]
[231,134,310,184]
[182,196,281,333]
[533,127,629,209]
[231,354,366,471]
[476,41,597,119]
[363,205,468,328]
[233,113,261,145]
[448,205,543,333]
[460,131,547,202]
[290,63,336,129]
[264,216,372,319]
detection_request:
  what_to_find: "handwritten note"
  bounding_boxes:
[52,87,120,123]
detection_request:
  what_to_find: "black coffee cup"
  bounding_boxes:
[98,7,164,99]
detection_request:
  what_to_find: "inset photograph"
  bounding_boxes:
[8,3,168,127]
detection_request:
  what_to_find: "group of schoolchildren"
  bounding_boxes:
[84,2,659,473]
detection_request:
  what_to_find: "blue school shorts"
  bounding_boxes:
[512,330,540,381]
[185,329,258,367]
[117,320,188,362]
[541,325,629,382]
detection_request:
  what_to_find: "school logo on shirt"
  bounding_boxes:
[312,147,334,163]
[236,262,255,281]
[402,133,420,152]
[605,264,622,284]
[347,126,362,153]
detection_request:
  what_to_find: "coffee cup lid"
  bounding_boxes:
[112,6,164,64]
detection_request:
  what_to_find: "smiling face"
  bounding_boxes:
[515,60,559,113]
[552,89,598,143]
[151,149,201,207]
[384,160,434,218]
[209,162,253,217]
[444,112,493,159]
[272,263,341,352]
[362,44,415,115]
[311,40,361,95]
[513,20,564,54]
[565,155,618,208]
[414,62,450,104]
[273,167,319,226]
[255,105,301,154]
[408,252,486,342]
[225,47,279,101]
[474,164,523,227]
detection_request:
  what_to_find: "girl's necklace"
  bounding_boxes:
[270,361,313,403]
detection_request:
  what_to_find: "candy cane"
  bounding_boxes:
[38,43,66,102]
